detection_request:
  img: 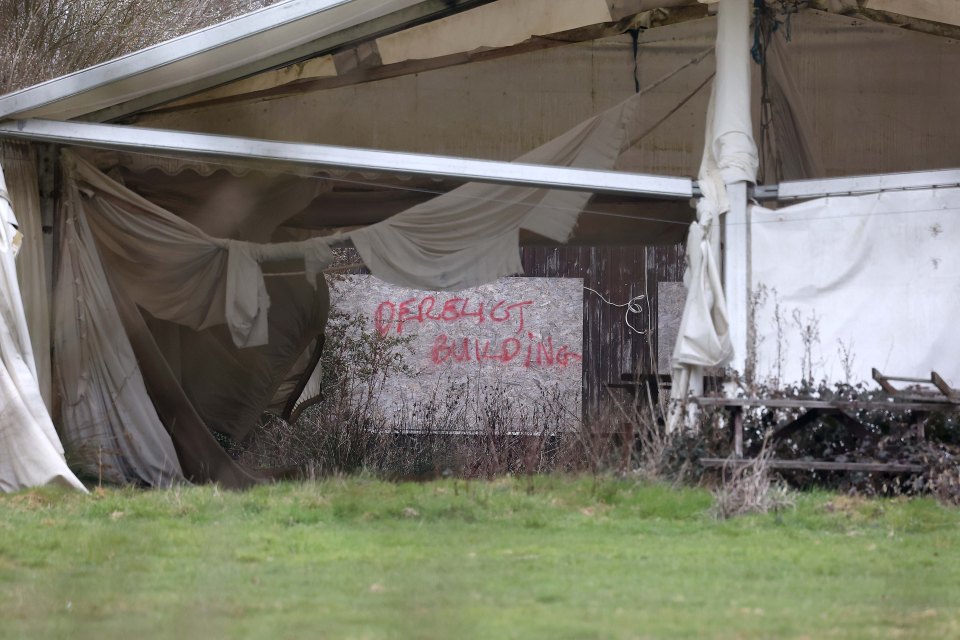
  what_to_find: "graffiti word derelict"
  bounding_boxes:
[374,295,533,336]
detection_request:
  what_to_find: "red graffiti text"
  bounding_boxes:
[375,296,533,336]
[430,332,582,369]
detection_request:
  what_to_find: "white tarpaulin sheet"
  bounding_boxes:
[751,188,960,388]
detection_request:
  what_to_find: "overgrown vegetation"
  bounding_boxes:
[228,295,959,519]
[710,443,795,519]
[698,282,960,509]
[235,309,633,481]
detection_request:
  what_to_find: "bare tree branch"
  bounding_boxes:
[0,0,279,94]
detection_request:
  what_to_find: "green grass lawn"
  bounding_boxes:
[1,476,957,640]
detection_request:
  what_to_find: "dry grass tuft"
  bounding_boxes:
[711,444,796,519]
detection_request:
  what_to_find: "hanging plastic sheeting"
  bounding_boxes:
[349,50,714,292]
[669,0,759,430]
[0,160,85,493]
[751,188,960,388]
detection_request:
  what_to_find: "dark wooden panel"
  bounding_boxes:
[520,243,685,416]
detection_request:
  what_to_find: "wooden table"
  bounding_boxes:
[693,395,959,473]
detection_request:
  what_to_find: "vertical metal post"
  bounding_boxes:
[715,0,755,381]
[724,181,750,379]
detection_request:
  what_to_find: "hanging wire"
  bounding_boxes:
[583,286,647,335]
[629,27,642,94]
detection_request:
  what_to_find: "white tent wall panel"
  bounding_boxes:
[0,143,51,410]
[751,187,960,388]
[0,159,85,492]
[375,0,613,64]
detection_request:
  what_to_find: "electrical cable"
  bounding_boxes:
[583,286,647,335]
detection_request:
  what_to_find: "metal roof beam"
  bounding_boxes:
[753,169,960,201]
[0,119,695,199]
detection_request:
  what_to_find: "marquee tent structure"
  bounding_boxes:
[1,0,958,490]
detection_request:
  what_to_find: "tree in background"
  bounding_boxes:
[0,0,278,94]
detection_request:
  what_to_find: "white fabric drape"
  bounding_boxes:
[56,173,184,486]
[708,0,758,186]
[62,82,653,343]
[348,95,637,292]
[59,153,332,486]
[65,152,334,349]
[0,160,85,492]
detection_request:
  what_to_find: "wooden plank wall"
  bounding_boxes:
[520,244,685,416]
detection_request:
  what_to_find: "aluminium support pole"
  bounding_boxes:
[725,181,750,381]
[716,0,755,384]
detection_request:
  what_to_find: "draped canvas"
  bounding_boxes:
[669,0,758,430]
[348,52,716,292]
[56,181,184,486]
[60,152,331,486]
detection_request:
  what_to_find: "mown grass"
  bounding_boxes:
[1,476,957,639]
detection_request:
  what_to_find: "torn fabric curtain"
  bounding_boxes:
[64,153,335,349]
[59,152,331,487]
[56,178,184,487]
